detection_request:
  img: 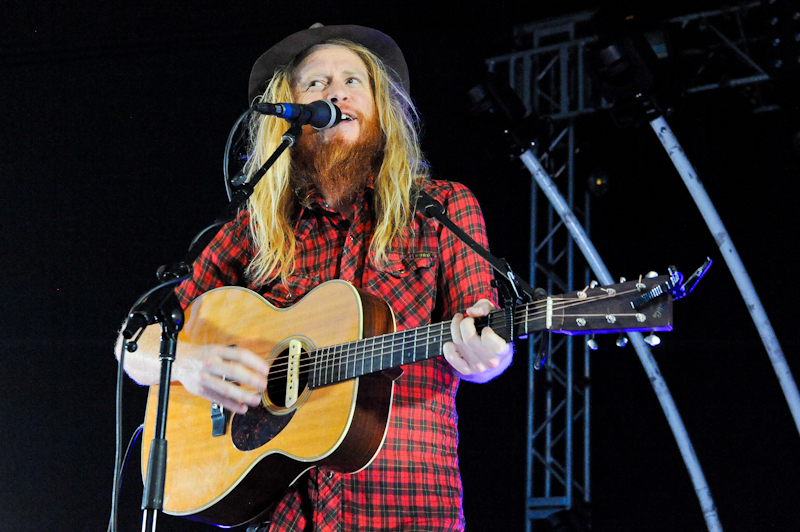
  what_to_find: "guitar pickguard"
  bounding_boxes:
[231,406,296,451]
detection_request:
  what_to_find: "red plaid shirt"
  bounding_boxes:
[176,179,496,531]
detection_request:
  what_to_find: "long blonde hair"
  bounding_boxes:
[243,39,428,286]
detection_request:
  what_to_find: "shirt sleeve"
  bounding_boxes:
[433,181,498,320]
[174,210,252,308]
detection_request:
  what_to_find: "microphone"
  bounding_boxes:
[253,100,342,130]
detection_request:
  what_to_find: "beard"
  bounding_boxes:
[291,114,385,211]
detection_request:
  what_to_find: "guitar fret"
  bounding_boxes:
[316,348,323,386]
[372,336,377,374]
[327,346,335,385]
[345,343,351,380]
[322,346,330,386]
[337,344,344,383]
[311,350,318,388]
[402,329,413,365]
[402,330,410,364]
[524,303,529,337]
[317,347,324,386]
[359,337,365,378]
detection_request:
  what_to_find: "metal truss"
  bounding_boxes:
[487,13,594,529]
[484,3,778,528]
[524,125,592,527]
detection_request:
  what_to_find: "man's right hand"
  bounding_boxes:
[173,344,270,414]
[117,325,269,414]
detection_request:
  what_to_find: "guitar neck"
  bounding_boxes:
[309,304,538,388]
[309,273,677,387]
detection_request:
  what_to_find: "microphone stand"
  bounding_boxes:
[122,120,306,532]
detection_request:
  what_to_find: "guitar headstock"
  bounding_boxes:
[550,274,674,336]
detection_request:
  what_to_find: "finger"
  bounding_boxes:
[205,388,251,414]
[450,312,465,345]
[478,326,509,361]
[459,315,481,349]
[210,347,268,392]
[443,342,472,375]
[222,346,270,376]
[201,371,263,409]
[465,299,495,318]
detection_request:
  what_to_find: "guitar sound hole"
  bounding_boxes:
[266,346,310,409]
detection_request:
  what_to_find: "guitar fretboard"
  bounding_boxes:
[306,273,676,388]
[308,304,543,388]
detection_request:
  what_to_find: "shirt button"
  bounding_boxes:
[327,470,334,479]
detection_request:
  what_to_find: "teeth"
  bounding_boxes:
[341,113,354,121]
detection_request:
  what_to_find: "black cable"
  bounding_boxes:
[107,339,126,532]
[107,342,144,532]
[224,108,254,201]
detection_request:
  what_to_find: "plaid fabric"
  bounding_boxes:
[176,179,496,531]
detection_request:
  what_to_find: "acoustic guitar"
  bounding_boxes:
[142,274,676,526]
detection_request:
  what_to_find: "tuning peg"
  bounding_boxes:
[619,277,627,283]
[587,335,599,351]
[646,271,659,278]
[590,280,599,288]
[644,332,661,346]
[615,334,629,348]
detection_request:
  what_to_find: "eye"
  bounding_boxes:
[346,77,362,85]
[305,80,325,91]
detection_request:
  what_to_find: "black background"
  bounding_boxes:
[2,1,799,531]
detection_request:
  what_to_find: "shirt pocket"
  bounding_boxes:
[260,271,321,308]
[365,253,438,330]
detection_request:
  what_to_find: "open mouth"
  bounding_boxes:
[341,113,356,122]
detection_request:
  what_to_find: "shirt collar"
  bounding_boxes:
[298,174,376,216]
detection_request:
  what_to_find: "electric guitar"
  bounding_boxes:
[142,273,679,526]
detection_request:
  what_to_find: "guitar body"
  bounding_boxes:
[141,280,397,527]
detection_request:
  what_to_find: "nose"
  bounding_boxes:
[325,80,348,104]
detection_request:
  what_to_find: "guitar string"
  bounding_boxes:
[265,287,651,383]
[264,286,651,380]
[261,286,653,381]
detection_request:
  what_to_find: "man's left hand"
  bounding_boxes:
[443,299,513,383]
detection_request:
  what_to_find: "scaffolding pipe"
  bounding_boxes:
[649,115,800,438]
[520,148,724,532]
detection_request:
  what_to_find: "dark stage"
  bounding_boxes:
[2,1,799,531]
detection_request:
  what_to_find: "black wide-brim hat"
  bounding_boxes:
[248,24,409,104]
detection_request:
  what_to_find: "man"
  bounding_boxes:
[119,24,513,531]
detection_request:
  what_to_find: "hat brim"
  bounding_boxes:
[248,24,409,104]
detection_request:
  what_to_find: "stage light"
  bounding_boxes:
[585,16,672,127]
[468,72,542,152]
[587,169,610,197]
